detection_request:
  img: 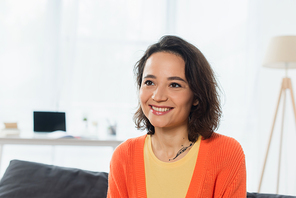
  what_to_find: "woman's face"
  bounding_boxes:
[140,52,197,130]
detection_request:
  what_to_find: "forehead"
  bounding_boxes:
[143,52,186,77]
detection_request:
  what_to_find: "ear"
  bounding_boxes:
[193,99,199,106]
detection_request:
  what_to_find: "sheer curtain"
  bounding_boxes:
[0,0,168,138]
[56,0,169,139]
[0,0,296,195]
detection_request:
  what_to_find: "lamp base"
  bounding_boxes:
[258,77,296,193]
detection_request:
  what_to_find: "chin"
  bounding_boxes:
[148,117,188,130]
[148,118,174,129]
[148,118,168,128]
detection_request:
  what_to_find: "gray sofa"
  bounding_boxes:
[0,160,294,198]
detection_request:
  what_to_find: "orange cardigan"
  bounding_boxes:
[107,133,246,198]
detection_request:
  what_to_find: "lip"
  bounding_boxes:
[149,105,174,116]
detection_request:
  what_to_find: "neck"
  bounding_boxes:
[151,125,192,161]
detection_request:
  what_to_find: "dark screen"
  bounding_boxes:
[34,111,66,132]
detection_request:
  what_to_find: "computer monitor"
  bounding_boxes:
[34,111,66,132]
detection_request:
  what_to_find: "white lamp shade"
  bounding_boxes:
[263,36,296,69]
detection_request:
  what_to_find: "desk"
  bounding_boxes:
[0,137,123,168]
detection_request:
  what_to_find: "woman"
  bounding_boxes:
[107,36,246,198]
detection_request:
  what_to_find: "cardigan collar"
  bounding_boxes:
[133,134,214,198]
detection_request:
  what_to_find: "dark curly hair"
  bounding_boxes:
[133,35,221,141]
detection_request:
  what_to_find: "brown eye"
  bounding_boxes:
[144,80,154,86]
[170,83,181,88]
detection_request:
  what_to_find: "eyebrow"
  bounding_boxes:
[143,74,156,79]
[143,75,186,83]
[167,76,186,82]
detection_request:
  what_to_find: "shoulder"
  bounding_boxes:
[115,134,146,152]
[203,132,243,150]
[111,135,146,161]
[202,132,245,161]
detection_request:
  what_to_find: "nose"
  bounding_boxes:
[152,86,168,102]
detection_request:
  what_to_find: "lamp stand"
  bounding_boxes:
[258,77,296,193]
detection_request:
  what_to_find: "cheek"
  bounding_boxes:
[178,92,194,111]
[139,88,150,108]
[139,88,152,118]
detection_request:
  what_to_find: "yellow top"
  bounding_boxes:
[144,134,202,198]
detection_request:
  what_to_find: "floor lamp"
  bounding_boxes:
[258,36,296,193]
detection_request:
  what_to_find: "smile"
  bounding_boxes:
[151,106,171,112]
[150,105,173,115]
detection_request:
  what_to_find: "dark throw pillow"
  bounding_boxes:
[0,160,108,198]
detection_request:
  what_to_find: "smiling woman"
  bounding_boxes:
[107,36,246,198]
[135,36,221,141]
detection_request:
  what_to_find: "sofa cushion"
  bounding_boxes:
[247,192,296,198]
[0,160,108,198]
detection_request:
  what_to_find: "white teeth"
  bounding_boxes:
[151,106,171,112]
